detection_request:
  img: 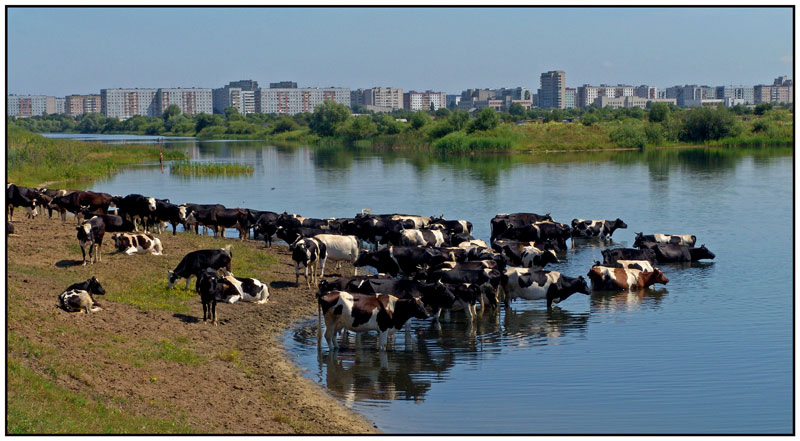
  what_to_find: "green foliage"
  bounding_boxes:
[434,108,451,118]
[170,161,253,176]
[433,131,513,152]
[509,102,526,116]
[335,115,378,142]
[648,102,670,123]
[467,107,500,134]
[162,104,181,121]
[272,116,298,134]
[679,107,742,142]
[410,111,429,130]
[309,100,351,137]
[449,110,470,131]
[609,123,648,148]
[753,103,773,115]
[375,114,401,135]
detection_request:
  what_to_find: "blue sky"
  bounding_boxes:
[7,7,794,96]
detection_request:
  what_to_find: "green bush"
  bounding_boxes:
[609,124,647,148]
[679,107,742,142]
[433,131,512,152]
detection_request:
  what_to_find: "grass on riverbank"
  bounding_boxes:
[7,125,185,187]
[170,161,254,177]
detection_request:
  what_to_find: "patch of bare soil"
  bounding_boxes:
[6,215,378,434]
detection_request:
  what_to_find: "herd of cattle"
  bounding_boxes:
[7,183,716,351]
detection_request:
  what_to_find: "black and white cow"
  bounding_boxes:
[500,268,590,309]
[152,199,187,235]
[7,184,38,221]
[112,232,164,255]
[182,203,225,235]
[571,218,628,239]
[317,291,429,351]
[77,216,106,265]
[353,246,459,277]
[395,228,449,247]
[167,247,232,290]
[115,194,157,231]
[216,269,270,304]
[276,226,330,246]
[196,268,222,326]
[427,268,501,313]
[291,237,326,288]
[520,245,560,270]
[78,212,135,233]
[58,276,106,313]
[601,247,657,266]
[250,210,280,247]
[634,233,697,248]
[429,216,473,235]
[636,242,715,263]
[37,188,75,219]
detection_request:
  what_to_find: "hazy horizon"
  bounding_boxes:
[7,7,794,97]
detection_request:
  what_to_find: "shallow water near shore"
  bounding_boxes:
[49,134,792,434]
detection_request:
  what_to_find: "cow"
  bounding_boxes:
[395,228,448,247]
[431,260,498,272]
[427,268,501,313]
[212,208,251,239]
[317,291,429,351]
[571,218,628,239]
[429,216,473,235]
[500,268,590,309]
[78,212,135,233]
[77,216,106,265]
[276,226,330,246]
[322,277,457,321]
[601,247,657,266]
[196,268,222,326]
[7,184,38,221]
[520,245,560,270]
[152,199,187,235]
[492,239,548,266]
[111,232,164,255]
[441,283,484,320]
[313,234,360,278]
[250,210,280,247]
[110,194,156,231]
[356,212,431,229]
[636,242,715,263]
[167,247,232,290]
[216,269,270,304]
[353,246,459,278]
[490,212,553,241]
[50,191,114,222]
[634,233,697,248]
[455,238,488,249]
[182,203,225,234]
[38,188,75,220]
[58,276,106,313]
[587,266,669,291]
[291,237,326,288]
[595,259,655,272]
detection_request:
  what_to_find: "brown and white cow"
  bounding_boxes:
[317,291,429,351]
[587,266,669,291]
[112,232,164,255]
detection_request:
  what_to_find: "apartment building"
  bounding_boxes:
[213,81,257,115]
[46,96,65,115]
[754,84,793,104]
[157,88,213,115]
[576,84,635,108]
[538,71,566,109]
[101,88,159,119]
[257,87,350,115]
[65,94,102,116]
[7,95,49,117]
[351,87,404,110]
[403,91,446,111]
[665,85,716,107]
[635,85,658,99]
[458,87,532,112]
[269,81,297,89]
[715,86,754,105]
[565,88,576,109]
[594,96,677,109]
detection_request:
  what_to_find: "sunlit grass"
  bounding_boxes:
[169,161,253,176]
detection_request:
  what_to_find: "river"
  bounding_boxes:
[44,133,793,434]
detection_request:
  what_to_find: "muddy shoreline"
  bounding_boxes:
[6,214,378,434]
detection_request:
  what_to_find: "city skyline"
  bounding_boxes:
[7,7,794,97]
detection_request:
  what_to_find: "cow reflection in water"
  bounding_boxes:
[590,287,669,313]
[319,342,456,403]
[501,307,590,346]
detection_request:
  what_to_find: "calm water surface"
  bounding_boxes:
[49,134,792,434]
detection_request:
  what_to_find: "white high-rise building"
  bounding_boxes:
[257,87,350,115]
[101,88,159,119]
[403,91,446,111]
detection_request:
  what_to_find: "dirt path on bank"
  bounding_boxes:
[6,214,378,434]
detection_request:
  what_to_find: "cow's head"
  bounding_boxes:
[420,281,456,309]
[167,270,181,288]
[111,233,122,249]
[177,205,188,222]
[215,278,242,304]
[691,245,716,261]
[633,232,644,247]
[649,269,669,286]
[409,297,430,320]
[146,197,156,211]
[573,275,590,295]
[87,276,106,296]
[614,218,628,229]
[291,238,315,264]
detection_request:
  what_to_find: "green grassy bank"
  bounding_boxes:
[7,125,185,187]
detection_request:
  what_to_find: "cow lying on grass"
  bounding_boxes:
[58,276,106,313]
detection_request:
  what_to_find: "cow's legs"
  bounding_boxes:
[211,301,218,326]
[185,275,193,291]
[7,205,13,222]
[377,331,389,351]
[202,301,209,322]
[80,244,88,265]
[323,316,337,349]
[318,257,327,281]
